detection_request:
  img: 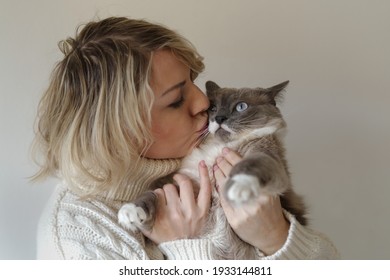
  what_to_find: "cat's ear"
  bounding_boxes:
[266,80,289,105]
[205,81,221,94]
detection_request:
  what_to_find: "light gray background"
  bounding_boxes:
[1,0,389,259]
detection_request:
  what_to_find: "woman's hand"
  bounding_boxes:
[213,148,290,256]
[141,161,212,244]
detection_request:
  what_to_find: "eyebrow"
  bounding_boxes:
[161,80,186,96]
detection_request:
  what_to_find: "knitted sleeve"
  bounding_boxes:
[158,239,214,259]
[259,211,340,259]
[37,186,152,260]
[53,207,149,260]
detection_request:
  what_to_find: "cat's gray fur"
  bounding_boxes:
[118,80,307,259]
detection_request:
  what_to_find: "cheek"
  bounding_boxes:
[150,105,196,148]
[150,109,169,136]
[151,115,184,140]
[151,122,170,140]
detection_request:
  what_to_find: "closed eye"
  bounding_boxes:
[168,94,185,108]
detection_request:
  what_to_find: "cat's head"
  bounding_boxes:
[205,80,289,142]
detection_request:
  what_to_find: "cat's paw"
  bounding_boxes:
[118,203,146,232]
[226,174,260,204]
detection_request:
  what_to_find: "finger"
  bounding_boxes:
[140,226,153,239]
[218,183,235,218]
[222,147,242,165]
[197,160,212,211]
[162,183,179,205]
[154,188,167,206]
[173,174,195,206]
[213,164,227,192]
[216,156,232,177]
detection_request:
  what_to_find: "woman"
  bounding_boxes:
[33,17,339,259]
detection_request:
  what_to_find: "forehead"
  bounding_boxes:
[152,49,181,67]
[209,87,269,105]
[150,49,188,96]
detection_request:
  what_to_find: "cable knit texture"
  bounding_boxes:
[37,158,340,260]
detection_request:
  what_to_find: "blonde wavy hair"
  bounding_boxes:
[32,17,204,198]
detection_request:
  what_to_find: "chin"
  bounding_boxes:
[215,129,232,142]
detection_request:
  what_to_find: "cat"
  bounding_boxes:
[118,80,307,259]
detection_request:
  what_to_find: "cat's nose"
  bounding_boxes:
[215,115,227,124]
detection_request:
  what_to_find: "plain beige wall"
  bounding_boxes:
[1,0,389,259]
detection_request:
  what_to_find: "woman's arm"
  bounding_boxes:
[37,184,153,260]
[261,210,340,259]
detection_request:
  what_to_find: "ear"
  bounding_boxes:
[266,80,289,104]
[205,80,220,95]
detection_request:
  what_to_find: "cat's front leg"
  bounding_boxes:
[224,153,290,204]
[118,191,157,232]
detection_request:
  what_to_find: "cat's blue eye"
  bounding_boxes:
[235,102,248,112]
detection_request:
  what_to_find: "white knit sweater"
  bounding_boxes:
[37,158,340,260]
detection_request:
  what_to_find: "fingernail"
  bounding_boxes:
[222,147,230,155]
[199,160,206,167]
[213,164,219,171]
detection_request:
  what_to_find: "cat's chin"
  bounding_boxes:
[214,129,232,142]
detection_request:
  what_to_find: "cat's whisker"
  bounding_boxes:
[191,130,210,150]
[238,114,267,124]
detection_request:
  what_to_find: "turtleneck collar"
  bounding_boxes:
[68,157,182,202]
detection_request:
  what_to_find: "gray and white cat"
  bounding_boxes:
[118,80,307,259]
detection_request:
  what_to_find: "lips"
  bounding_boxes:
[193,120,210,147]
[197,120,209,133]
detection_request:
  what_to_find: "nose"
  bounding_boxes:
[189,84,210,116]
[215,115,227,124]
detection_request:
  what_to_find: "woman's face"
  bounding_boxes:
[144,49,209,159]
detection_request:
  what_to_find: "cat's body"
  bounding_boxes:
[118,80,307,259]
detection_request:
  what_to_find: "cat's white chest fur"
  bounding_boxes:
[180,137,226,181]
